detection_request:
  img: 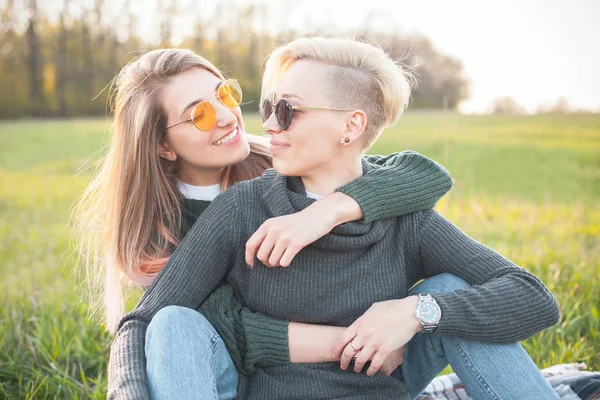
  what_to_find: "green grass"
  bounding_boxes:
[1,113,599,398]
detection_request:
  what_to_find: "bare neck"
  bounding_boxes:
[177,163,224,186]
[301,156,363,197]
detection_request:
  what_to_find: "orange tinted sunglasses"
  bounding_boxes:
[166,79,242,131]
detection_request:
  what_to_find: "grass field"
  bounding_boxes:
[1,113,599,398]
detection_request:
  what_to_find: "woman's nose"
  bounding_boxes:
[263,112,282,135]
[213,101,238,128]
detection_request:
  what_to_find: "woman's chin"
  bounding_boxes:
[230,137,251,162]
[273,160,301,177]
[215,146,250,168]
[239,139,251,158]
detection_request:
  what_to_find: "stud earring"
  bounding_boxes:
[340,136,351,145]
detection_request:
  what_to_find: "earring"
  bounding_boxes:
[340,136,351,145]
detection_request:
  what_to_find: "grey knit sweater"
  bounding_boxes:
[109,162,560,400]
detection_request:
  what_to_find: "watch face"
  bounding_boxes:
[418,302,441,324]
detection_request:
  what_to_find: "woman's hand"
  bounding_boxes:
[245,211,336,268]
[378,346,406,376]
[288,323,406,376]
[333,296,422,376]
[245,192,363,268]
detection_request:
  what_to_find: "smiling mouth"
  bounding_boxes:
[212,128,238,145]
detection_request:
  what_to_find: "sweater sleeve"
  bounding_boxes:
[416,210,560,343]
[198,285,290,375]
[107,190,241,399]
[338,151,453,223]
[198,152,453,374]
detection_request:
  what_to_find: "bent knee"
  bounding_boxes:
[148,306,216,341]
[410,273,470,294]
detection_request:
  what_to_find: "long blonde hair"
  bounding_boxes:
[261,37,414,148]
[73,48,272,333]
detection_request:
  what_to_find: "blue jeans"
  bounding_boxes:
[145,306,238,399]
[394,273,558,399]
[145,273,558,399]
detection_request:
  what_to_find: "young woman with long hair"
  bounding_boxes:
[106,40,560,399]
[72,47,455,398]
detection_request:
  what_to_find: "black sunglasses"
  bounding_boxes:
[261,98,352,130]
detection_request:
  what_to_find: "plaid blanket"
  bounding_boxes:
[417,363,600,400]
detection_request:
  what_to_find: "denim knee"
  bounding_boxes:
[409,273,470,295]
[147,305,216,345]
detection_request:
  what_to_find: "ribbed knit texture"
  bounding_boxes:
[198,285,290,374]
[181,200,291,371]
[108,159,559,399]
[108,151,454,398]
[339,152,454,223]
[176,151,454,377]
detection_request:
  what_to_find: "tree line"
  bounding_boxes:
[0,0,470,118]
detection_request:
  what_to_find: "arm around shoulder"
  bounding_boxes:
[339,151,453,222]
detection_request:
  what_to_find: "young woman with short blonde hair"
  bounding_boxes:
[73,47,456,398]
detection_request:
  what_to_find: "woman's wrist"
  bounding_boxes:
[312,192,364,227]
[288,322,346,363]
[405,295,424,334]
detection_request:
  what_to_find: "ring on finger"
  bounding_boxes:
[349,341,362,361]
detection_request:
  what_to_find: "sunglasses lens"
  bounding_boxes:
[192,102,216,131]
[275,99,293,130]
[261,99,273,122]
[218,80,242,108]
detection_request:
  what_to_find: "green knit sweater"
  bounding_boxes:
[109,151,457,398]
[108,157,559,399]
[189,152,454,374]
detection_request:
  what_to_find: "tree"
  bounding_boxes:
[26,0,43,115]
[487,96,526,115]
[537,97,570,114]
[0,0,27,117]
[0,0,472,118]
[55,0,69,116]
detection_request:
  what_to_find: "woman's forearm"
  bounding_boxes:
[288,322,345,363]
[339,151,453,222]
[311,191,364,225]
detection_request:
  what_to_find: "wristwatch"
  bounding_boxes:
[414,293,442,333]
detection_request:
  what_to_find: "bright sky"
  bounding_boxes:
[303,0,600,113]
[126,0,600,113]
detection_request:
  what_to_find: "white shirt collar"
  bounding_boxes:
[305,190,324,200]
[177,180,221,201]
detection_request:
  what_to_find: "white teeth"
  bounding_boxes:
[214,129,238,145]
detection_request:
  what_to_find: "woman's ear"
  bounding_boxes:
[158,141,177,161]
[341,110,368,145]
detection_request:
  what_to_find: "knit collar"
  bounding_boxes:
[260,160,394,250]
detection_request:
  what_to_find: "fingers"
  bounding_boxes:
[333,325,357,360]
[369,346,405,377]
[246,219,294,268]
[340,339,361,371]
[245,226,267,267]
[268,239,288,267]
[245,216,317,268]
[353,343,375,373]
[256,233,277,267]
[366,351,387,376]
[279,245,299,267]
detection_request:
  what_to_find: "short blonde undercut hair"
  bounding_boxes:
[261,37,414,148]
